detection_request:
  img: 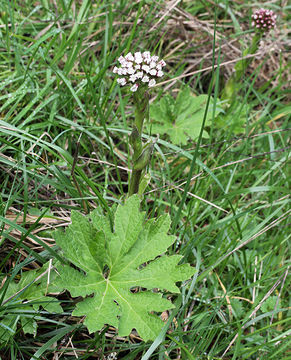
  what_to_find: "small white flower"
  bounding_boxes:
[151,55,159,62]
[118,56,125,64]
[156,64,162,71]
[159,60,166,67]
[113,66,119,73]
[121,68,128,75]
[135,64,141,70]
[130,83,139,92]
[149,69,157,76]
[157,70,164,77]
[125,60,133,68]
[125,52,134,61]
[149,61,156,69]
[117,78,126,86]
[141,75,149,82]
[148,79,156,87]
[127,67,135,75]
[129,74,137,82]
[136,71,143,79]
[142,51,151,59]
[142,64,150,73]
[134,52,143,64]
[144,57,151,64]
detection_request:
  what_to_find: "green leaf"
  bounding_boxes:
[54,195,195,341]
[230,298,244,318]
[149,87,222,145]
[0,315,18,342]
[216,100,248,134]
[21,317,37,336]
[261,296,280,313]
[0,264,62,344]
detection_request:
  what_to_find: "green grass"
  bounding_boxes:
[0,0,290,359]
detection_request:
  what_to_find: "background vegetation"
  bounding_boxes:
[0,0,290,359]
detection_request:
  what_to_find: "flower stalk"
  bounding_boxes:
[222,8,277,101]
[129,87,149,196]
[113,51,166,196]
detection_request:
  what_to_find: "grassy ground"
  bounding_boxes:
[0,0,290,359]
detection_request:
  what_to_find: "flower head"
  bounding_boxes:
[251,8,277,31]
[113,51,166,92]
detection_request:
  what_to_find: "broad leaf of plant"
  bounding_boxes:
[150,87,222,145]
[54,195,195,341]
[216,100,247,134]
[0,264,62,343]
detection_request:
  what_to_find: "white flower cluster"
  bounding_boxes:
[113,51,166,92]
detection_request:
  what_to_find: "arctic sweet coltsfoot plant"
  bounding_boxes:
[54,195,195,341]
[113,51,166,195]
[222,8,277,101]
[52,53,195,341]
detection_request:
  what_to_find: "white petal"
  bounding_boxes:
[125,52,134,61]
[127,67,135,75]
[117,78,126,86]
[134,52,143,64]
[142,64,150,73]
[125,61,133,68]
[129,74,137,82]
[142,51,151,59]
[136,71,143,79]
[142,75,149,82]
[148,79,156,87]
[130,84,139,92]
[118,56,125,64]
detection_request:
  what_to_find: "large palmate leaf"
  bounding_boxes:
[149,87,223,145]
[54,195,194,341]
[0,263,62,343]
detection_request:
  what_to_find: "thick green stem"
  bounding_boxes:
[133,88,149,134]
[234,33,261,81]
[222,32,262,101]
[128,88,150,196]
[129,169,142,196]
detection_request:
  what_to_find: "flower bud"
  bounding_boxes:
[251,8,277,32]
[133,141,154,171]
